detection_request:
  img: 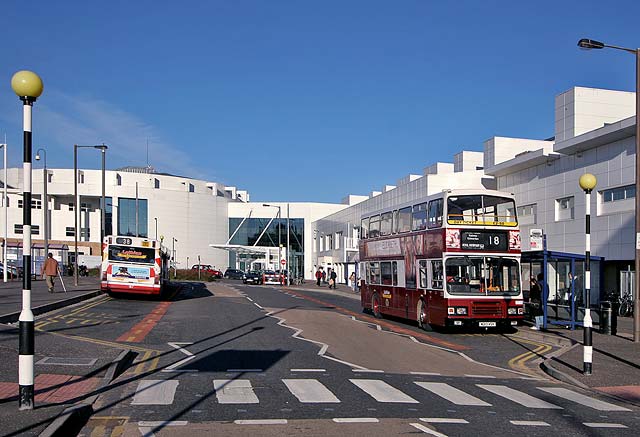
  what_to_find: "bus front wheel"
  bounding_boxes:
[371,293,382,319]
[417,299,429,330]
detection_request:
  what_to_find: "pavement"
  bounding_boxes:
[0,276,638,435]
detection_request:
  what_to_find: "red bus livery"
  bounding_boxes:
[360,189,524,329]
[101,236,170,296]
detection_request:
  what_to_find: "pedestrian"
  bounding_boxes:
[349,272,356,292]
[322,269,327,285]
[41,253,61,294]
[530,274,544,330]
[315,268,323,286]
[329,269,337,289]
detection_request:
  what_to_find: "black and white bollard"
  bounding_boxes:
[11,70,43,410]
[579,173,597,375]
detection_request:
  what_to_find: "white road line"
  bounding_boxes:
[415,382,491,406]
[410,372,442,376]
[537,387,631,411]
[246,297,253,301]
[138,421,188,427]
[131,380,179,405]
[234,419,288,425]
[477,385,562,409]
[583,423,628,428]
[332,418,379,423]
[352,369,385,373]
[510,420,550,426]
[254,302,264,309]
[283,379,340,403]
[214,380,259,404]
[290,368,326,372]
[350,379,419,403]
[464,374,496,379]
[410,422,449,436]
[420,418,469,424]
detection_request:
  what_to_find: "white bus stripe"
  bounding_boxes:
[350,379,418,403]
[537,387,630,411]
[214,380,259,404]
[283,379,340,403]
[477,385,562,409]
[415,382,491,406]
[132,380,179,405]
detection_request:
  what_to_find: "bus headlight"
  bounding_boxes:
[508,307,524,315]
[448,306,467,315]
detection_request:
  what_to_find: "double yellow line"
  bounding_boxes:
[508,337,552,373]
[36,296,111,330]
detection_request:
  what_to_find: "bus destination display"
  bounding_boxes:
[460,230,507,251]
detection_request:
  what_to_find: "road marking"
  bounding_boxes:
[415,382,491,406]
[290,368,326,372]
[333,418,379,423]
[254,302,264,309]
[352,369,385,373]
[410,422,449,436]
[464,374,496,379]
[133,351,153,375]
[234,419,287,425]
[214,380,259,404]
[507,338,552,373]
[420,418,469,424]
[283,379,340,403]
[138,421,188,427]
[510,420,550,426]
[350,379,418,403]
[410,372,442,376]
[116,301,171,343]
[537,387,631,411]
[246,297,254,301]
[131,380,179,405]
[477,385,562,409]
[583,422,628,428]
[162,342,197,372]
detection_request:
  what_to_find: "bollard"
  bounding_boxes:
[600,301,612,335]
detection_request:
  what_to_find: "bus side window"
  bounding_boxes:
[428,199,443,228]
[381,262,392,285]
[418,260,428,289]
[412,203,428,231]
[369,262,380,285]
[397,206,412,233]
[361,218,369,239]
[392,261,398,286]
[369,215,380,238]
[430,260,443,289]
[380,212,393,236]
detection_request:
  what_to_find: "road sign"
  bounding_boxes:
[281,259,286,266]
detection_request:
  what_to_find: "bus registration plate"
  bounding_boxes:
[479,321,496,327]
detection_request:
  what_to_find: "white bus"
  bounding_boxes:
[100,235,170,296]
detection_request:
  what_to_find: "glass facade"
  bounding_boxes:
[118,198,148,237]
[228,217,304,276]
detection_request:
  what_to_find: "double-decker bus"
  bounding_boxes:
[100,235,170,296]
[359,189,523,330]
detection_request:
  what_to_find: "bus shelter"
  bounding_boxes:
[3,242,70,278]
[522,250,604,330]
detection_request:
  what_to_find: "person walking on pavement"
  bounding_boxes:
[315,268,323,286]
[530,274,544,330]
[41,253,61,293]
[349,271,356,292]
[322,269,327,285]
[329,269,338,289]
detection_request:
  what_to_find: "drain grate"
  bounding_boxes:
[36,357,98,366]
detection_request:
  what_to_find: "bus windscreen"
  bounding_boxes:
[108,245,156,264]
[447,195,516,226]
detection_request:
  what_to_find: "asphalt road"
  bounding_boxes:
[27,280,638,436]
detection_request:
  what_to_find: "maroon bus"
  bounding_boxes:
[359,189,524,330]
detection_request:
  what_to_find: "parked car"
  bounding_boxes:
[224,268,244,279]
[243,270,263,284]
[192,264,223,279]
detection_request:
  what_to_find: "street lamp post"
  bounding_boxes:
[1,142,7,283]
[11,70,44,410]
[578,38,640,343]
[73,144,108,286]
[263,204,282,275]
[579,173,597,375]
[286,203,290,286]
[172,237,177,278]
[154,217,158,240]
[35,148,48,261]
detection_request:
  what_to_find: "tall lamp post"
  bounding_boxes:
[172,237,178,278]
[154,217,158,240]
[263,204,282,275]
[1,142,7,283]
[35,148,48,260]
[578,38,640,343]
[11,70,44,410]
[73,144,108,286]
[579,173,597,375]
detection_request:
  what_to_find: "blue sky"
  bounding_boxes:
[0,1,638,202]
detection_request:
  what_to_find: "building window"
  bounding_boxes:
[335,232,342,250]
[15,225,40,235]
[81,202,91,212]
[69,202,74,212]
[117,197,148,237]
[66,227,75,237]
[80,228,90,239]
[602,184,635,203]
[18,199,42,209]
[517,203,537,225]
[188,183,195,193]
[555,196,574,221]
[154,178,160,189]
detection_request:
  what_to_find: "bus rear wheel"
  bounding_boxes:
[417,299,429,330]
[371,293,382,319]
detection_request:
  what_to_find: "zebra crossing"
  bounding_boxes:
[128,376,632,413]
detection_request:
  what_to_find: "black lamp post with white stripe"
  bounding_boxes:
[579,173,597,375]
[11,70,44,410]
